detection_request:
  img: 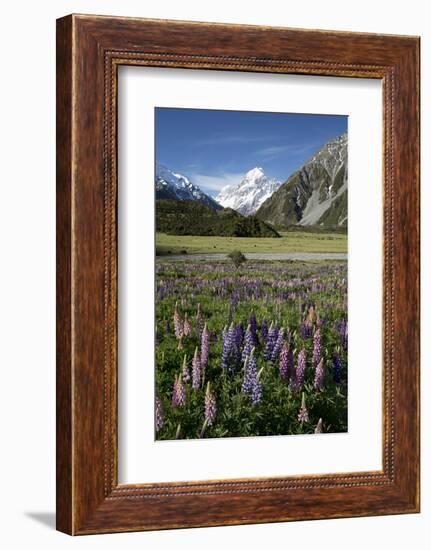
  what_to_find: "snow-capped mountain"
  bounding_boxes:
[257,133,348,228]
[155,164,221,210]
[215,167,282,216]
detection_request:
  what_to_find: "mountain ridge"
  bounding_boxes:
[256,133,348,229]
[155,164,222,210]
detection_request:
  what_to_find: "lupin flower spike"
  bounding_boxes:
[297,392,309,423]
[192,347,201,390]
[181,354,190,383]
[204,382,217,427]
[314,418,323,434]
[201,323,210,370]
[314,358,325,391]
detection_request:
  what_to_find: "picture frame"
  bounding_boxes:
[56,14,420,535]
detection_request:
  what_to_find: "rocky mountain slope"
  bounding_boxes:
[155,164,221,210]
[215,167,282,216]
[256,133,348,228]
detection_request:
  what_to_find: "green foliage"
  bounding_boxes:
[156,199,280,238]
[227,250,247,268]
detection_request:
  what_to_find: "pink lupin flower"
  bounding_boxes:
[297,392,309,423]
[312,328,321,368]
[204,382,217,427]
[183,313,192,338]
[290,349,307,391]
[181,354,190,383]
[192,347,201,390]
[200,323,210,371]
[171,374,186,408]
[173,302,183,339]
[314,358,326,391]
[314,418,323,434]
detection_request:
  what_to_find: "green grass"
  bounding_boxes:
[156,231,347,255]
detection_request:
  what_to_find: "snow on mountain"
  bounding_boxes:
[215,167,282,216]
[155,164,221,209]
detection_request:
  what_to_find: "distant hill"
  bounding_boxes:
[156,199,280,238]
[256,133,347,229]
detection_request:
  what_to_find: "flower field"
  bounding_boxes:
[155,259,348,440]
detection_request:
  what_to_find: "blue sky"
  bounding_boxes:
[155,108,347,197]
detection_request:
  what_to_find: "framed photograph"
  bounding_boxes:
[56,14,420,535]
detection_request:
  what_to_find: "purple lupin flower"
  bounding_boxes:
[297,392,309,423]
[200,323,210,371]
[271,327,284,362]
[221,322,238,371]
[336,318,348,351]
[290,348,307,391]
[235,323,244,350]
[173,303,183,340]
[192,347,201,390]
[242,348,262,406]
[165,320,171,334]
[263,322,277,360]
[181,354,190,383]
[314,418,323,434]
[183,313,192,338]
[171,374,186,408]
[249,312,258,346]
[279,342,293,381]
[241,324,254,362]
[204,382,217,426]
[221,325,228,347]
[312,328,321,368]
[314,358,325,390]
[155,396,164,433]
[333,351,342,384]
[261,319,269,344]
[299,321,306,340]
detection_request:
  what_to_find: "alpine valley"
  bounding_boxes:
[154,132,347,231]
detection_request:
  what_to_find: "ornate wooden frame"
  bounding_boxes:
[56,14,420,535]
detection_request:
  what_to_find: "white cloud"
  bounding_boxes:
[190,172,244,197]
[255,142,319,161]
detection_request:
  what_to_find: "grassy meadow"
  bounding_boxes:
[156,230,347,255]
[155,257,348,440]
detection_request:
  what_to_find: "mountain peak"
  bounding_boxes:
[216,167,281,216]
[245,166,265,179]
